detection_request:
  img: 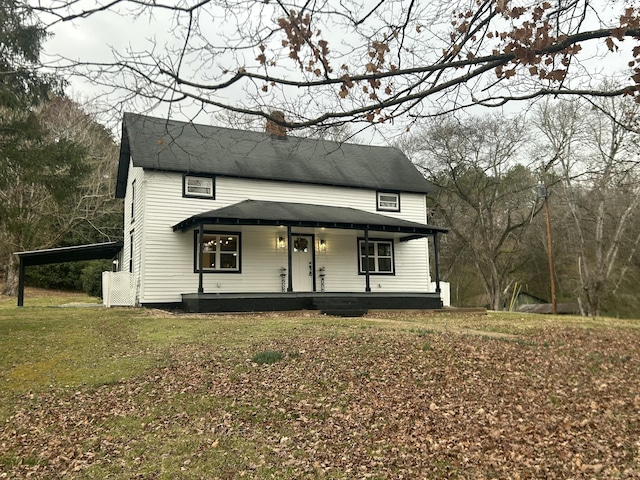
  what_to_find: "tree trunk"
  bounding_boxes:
[2,254,19,297]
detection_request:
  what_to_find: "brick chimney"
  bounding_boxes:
[265,110,287,137]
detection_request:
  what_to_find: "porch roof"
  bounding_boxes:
[172,200,448,236]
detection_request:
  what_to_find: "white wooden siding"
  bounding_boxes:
[218,177,428,224]
[315,231,430,293]
[122,159,146,304]
[135,171,434,303]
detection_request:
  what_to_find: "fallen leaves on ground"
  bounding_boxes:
[1,325,639,479]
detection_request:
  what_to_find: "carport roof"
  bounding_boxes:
[14,242,123,267]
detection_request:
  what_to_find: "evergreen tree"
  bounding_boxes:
[0,0,88,295]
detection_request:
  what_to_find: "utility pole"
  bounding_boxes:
[537,180,558,315]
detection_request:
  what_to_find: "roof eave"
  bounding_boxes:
[136,166,435,195]
[173,215,447,236]
[115,120,131,199]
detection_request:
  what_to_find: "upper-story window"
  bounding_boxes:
[377,191,400,212]
[184,175,215,199]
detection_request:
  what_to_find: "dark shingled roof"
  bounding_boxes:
[172,199,448,235]
[117,113,434,198]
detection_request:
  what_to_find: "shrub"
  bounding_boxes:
[25,259,111,298]
[80,260,111,298]
[26,262,84,291]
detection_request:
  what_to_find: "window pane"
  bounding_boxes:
[378,192,399,209]
[360,242,374,255]
[186,177,213,196]
[220,237,237,251]
[203,237,217,252]
[203,252,216,269]
[380,195,397,204]
[378,258,392,272]
[220,254,237,269]
[360,257,376,272]
[378,243,391,256]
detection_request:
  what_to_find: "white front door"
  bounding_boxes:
[292,235,314,292]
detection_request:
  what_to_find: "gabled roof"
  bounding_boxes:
[116,113,434,198]
[172,199,448,236]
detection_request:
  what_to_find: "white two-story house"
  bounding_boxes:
[111,112,448,314]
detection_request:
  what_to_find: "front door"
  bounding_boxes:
[291,235,314,292]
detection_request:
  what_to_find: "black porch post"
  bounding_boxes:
[364,227,371,292]
[433,233,441,293]
[17,257,25,307]
[198,223,204,294]
[287,225,293,292]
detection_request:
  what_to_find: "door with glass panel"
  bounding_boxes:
[291,235,314,291]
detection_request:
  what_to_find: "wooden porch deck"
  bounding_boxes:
[181,292,443,316]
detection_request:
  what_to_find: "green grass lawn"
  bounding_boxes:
[1,290,639,478]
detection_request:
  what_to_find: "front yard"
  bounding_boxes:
[1,291,638,478]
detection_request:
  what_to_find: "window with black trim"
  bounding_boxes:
[377,191,400,211]
[130,180,136,222]
[358,239,394,274]
[184,175,215,198]
[129,230,134,273]
[195,232,241,272]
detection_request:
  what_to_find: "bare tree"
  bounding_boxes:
[32,0,640,130]
[0,97,121,295]
[403,114,539,310]
[214,109,355,143]
[534,96,640,316]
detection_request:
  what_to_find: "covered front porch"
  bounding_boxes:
[171,199,449,313]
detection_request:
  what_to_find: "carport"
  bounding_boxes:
[13,242,123,306]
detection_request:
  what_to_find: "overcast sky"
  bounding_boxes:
[37,0,638,142]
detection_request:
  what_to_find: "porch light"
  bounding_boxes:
[319,238,327,252]
[276,235,286,250]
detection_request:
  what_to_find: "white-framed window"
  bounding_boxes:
[184,175,215,198]
[358,238,394,274]
[377,191,400,211]
[194,232,241,272]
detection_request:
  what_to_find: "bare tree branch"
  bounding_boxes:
[30,0,640,129]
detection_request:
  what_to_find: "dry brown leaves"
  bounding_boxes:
[1,326,639,478]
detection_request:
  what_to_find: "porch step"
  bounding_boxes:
[321,309,368,317]
[311,297,368,317]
